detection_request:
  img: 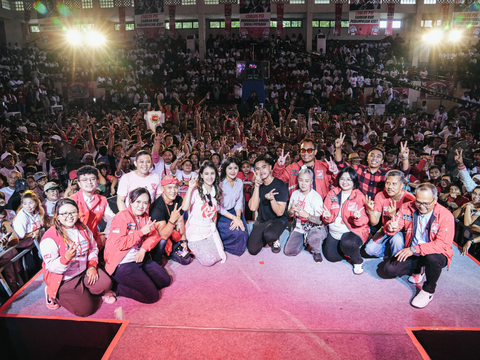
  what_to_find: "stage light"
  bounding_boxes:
[422,29,443,44]
[449,29,462,42]
[66,30,82,45]
[86,32,105,46]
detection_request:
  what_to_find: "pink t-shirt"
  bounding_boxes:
[117,171,162,206]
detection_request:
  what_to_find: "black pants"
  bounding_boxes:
[151,239,192,266]
[383,253,447,294]
[247,219,288,255]
[323,232,364,265]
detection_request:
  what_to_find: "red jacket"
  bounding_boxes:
[323,188,370,243]
[71,190,108,249]
[273,159,337,199]
[104,207,162,275]
[42,225,97,299]
[384,202,454,266]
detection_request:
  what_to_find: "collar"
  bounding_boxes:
[202,184,216,198]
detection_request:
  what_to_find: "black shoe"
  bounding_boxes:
[271,240,281,253]
[313,252,323,263]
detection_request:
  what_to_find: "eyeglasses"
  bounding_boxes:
[58,211,78,218]
[415,200,434,208]
[79,178,97,183]
[340,178,353,183]
[300,148,315,154]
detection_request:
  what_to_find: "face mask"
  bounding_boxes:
[0,205,5,213]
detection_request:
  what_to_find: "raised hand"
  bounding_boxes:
[169,203,182,224]
[335,133,346,149]
[400,141,409,159]
[454,149,464,166]
[277,148,290,166]
[366,195,375,213]
[326,157,338,174]
[188,173,198,188]
[64,242,80,261]
[353,207,364,219]
[141,218,157,235]
[254,172,263,188]
[387,214,399,233]
[322,205,331,219]
[387,200,397,218]
[264,189,279,201]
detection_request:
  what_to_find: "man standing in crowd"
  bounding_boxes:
[383,183,454,308]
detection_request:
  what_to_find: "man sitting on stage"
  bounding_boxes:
[383,183,454,308]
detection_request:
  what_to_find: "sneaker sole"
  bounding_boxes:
[411,297,433,309]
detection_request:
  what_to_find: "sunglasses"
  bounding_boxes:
[300,148,315,154]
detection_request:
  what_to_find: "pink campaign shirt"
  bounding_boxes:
[117,171,162,207]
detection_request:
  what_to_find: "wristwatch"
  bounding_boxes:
[410,246,416,254]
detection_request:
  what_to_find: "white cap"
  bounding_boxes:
[1,152,12,161]
[51,135,62,141]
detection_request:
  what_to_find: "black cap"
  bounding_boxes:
[15,178,29,192]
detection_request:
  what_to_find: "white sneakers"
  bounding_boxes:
[408,267,426,284]
[353,263,364,275]
[411,289,434,308]
[102,290,117,304]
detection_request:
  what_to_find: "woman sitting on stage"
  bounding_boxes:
[105,187,171,304]
[40,198,115,317]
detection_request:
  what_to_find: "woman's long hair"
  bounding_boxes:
[53,198,88,247]
[197,160,222,203]
[337,166,360,190]
[220,157,240,181]
[189,151,201,170]
[16,190,46,224]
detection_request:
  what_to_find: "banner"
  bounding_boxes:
[119,6,126,40]
[134,0,165,39]
[276,3,284,37]
[239,0,271,39]
[146,111,165,131]
[385,4,394,36]
[348,10,380,35]
[452,1,480,38]
[225,4,232,38]
[334,4,342,36]
[169,5,175,38]
[420,81,455,98]
[456,108,477,128]
[24,10,30,42]
[62,82,95,100]
[392,88,409,99]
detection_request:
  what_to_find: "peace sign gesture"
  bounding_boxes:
[387,199,397,218]
[264,189,279,201]
[188,173,198,188]
[335,133,346,149]
[454,149,464,166]
[277,148,290,166]
[365,195,375,213]
[399,141,409,159]
[322,205,331,219]
[141,218,157,235]
[65,242,80,261]
[326,157,338,174]
[353,207,364,219]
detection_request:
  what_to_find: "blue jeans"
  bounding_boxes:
[365,228,404,258]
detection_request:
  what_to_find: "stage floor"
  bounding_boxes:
[1,243,480,360]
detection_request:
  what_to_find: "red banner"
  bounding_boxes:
[456,108,477,129]
[392,88,409,98]
[62,82,95,100]
[119,6,126,40]
[24,10,30,42]
[334,4,342,36]
[385,4,394,37]
[225,4,232,38]
[420,81,455,98]
[276,3,284,37]
[169,5,175,38]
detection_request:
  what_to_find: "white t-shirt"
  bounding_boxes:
[45,199,57,217]
[117,171,162,207]
[0,187,15,203]
[288,189,324,234]
[13,208,43,239]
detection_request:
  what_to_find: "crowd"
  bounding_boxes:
[0,34,478,316]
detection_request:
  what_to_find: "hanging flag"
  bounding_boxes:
[119,6,126,40]
[146,111,165,131]
[385,4,395,36]
[334,4,342,36]
[134,0,165,39]
[169,5,176,38]
[276,3,284,37]
[225,4,232,38]
[24,10,31,42]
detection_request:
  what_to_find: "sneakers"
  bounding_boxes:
[408,267,426,284]
[270,240,281,253]
[313,252,323,263]
[411,289,434,308]
[353,263,364,275]
[45,287,60,310]
[102,291,117,304]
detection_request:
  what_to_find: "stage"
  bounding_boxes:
[1,241,480,360]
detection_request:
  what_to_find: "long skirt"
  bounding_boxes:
[217,208,248,256]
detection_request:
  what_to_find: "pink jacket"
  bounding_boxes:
[104,207,162,275]
[322,188,370,243]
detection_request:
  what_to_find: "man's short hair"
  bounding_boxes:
[301,138,317,150]
[254,155,274,168]
[386,169,405,183]
[368,147,385,160]
[415,182,438,198]
[77,165,99,179]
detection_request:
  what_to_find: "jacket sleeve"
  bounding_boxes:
[140,227,162,252]
[272,163,290,183]
[411,159,426,178]
[417,211,455,257]
[458,164,477,193]
[109,212,145,251]
[384,204,407,236]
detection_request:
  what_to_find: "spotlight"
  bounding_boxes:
[448,29,462,42]
[66,30,82,45]
[422,29,443,44]
[86,32,105,46]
